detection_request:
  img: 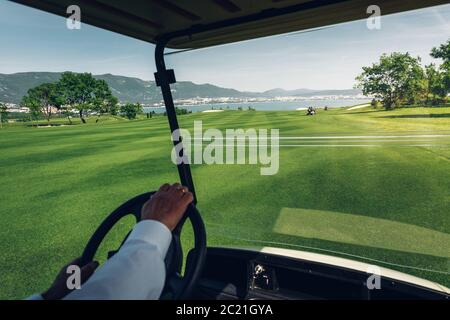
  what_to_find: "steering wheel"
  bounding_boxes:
[80,191,207,299]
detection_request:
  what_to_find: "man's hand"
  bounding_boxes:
[141,183,194,231]
[42,257,98,300]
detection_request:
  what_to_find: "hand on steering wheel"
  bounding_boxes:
[141,183,193,231]
[80,183,207,300]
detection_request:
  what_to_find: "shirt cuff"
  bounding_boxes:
[124,220,172,258]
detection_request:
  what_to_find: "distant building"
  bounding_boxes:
[2,103,29,113]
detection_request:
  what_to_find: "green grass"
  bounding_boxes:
[1,106,449,299]
[3,114,150,127]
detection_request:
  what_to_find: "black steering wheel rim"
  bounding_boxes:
[80,191,207,299]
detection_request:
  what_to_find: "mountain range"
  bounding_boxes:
[0,72,362,104]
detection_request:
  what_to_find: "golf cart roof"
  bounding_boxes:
[11,0,448,49]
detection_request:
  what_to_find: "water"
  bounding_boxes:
[143,99,370,113]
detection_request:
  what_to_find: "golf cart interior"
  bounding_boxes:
[11,0,449,300]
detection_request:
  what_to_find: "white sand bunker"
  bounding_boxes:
[347,104,370,110]
[202,109,225,113]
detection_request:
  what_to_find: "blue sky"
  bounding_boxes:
[0,1,449,91]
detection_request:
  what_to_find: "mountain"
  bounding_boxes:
[294,88,362,97]
[262,88,317,97]
[0,72,61,104]
[94,73,161,104]
[0,72,362,104]
[0,72,255,104]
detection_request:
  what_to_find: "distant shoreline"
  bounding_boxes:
[143,99,371,113]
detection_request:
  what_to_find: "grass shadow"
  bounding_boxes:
[379,114,450,119]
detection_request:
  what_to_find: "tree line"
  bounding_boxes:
[356,39,449,109]
[19,72,143,123]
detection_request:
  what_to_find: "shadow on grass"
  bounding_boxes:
[338,110,383,115]
[273,207,450,259]
[0,128,173,167]
[379,114,450,119]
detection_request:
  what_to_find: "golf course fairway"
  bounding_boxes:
[0,105,449,298]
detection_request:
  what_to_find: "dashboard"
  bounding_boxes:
[191,247,449,300]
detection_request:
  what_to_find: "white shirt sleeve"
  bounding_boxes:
[64,220,172,300]
[25,294,44,300]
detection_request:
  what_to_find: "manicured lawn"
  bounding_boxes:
[0,106,449,299]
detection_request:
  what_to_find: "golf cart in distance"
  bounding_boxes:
[12,0,449,300]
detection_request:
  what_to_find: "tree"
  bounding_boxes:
[431,39,450,66]
[94,95,119,122]
[175,107,191,115]
[430,39,450,97]
[58,72,116,123]
[355,52,425,109]
[425,64,446,104]
[21,83,62,122]
[120,103,143,119]
[59,105,75,125]
[370,99,381,108]
[91,80,119,122]
[108,97,119,116]
[58,72,94,123]
[0,102,8,128]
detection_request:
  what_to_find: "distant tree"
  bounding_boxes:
[60,105,74,124]
[21,82,62,122]
[58,72,116,123]
[430,39,450,97]
[425,64,446,104]
[355,52,425,109]
[0,102,8,128]
[370,99,378,108]
[58,72,92,123]
[91,80,119,122]
[405,68,427,105]
[28,103,41,125]
[121,103,143,119]
[175,107,190,115]
[109,97,119,116]
[146,110,156,119]
[431,39,450,66]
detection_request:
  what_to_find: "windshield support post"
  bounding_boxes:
[154,40,197,204]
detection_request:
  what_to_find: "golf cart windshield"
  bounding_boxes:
[166,6,450,288]
[1,0,449,300]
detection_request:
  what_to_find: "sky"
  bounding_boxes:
[0,1,449,92]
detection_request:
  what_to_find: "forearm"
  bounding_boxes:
[64,220,172,300]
